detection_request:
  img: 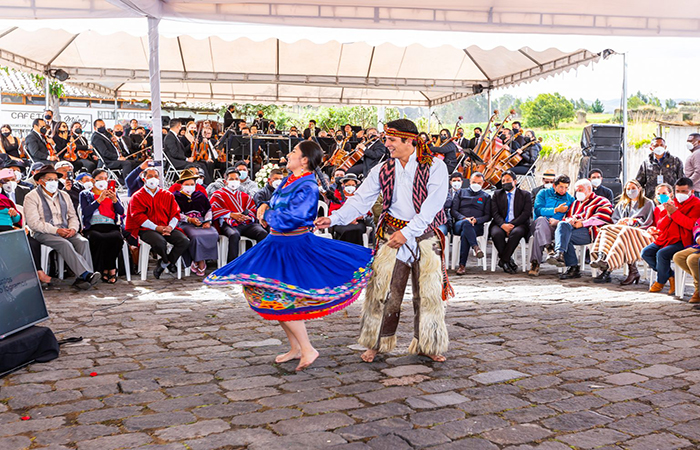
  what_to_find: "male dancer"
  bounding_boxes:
[316,119,451,362]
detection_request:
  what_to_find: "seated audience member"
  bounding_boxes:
[79,169,125,284]
[530,170,556,203]
[24,165,99,289]
[547,178,613,280]
[211,168,268,263]
[0,168,54,286]
[254,168,284,207]
[125,166,190,279]
[590,179,655,284]
[169,165,208,196]
[589,169,614,204]
[5,159,32,190]
[2,161,31,206]
[233,161,260,196]
[329,174,370,246]
[490,170,532,274]
[173,169,219,276]
[125,159,151,197]
[673,214,700,303]
[452,172,491,275]
[329,168,346,193]
[74,172,94,193]
[642,177,700,294]
[529,175,574,276]
[440,172,464,235]
[55,160,81,209]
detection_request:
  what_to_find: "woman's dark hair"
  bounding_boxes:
[439,128,452,138]
[92,168,108,178]
[0,124,12,151]
[298,140,323,171]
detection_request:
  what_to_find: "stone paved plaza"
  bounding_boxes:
[2,264,700,450]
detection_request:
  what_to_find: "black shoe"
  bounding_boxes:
[507,258,518,272]
[153,264,166,280]
[167,262,178,274]
[559,265,581,280]
[544,243,555,255]
[499,260,515,274]
[72,278,91,290]
[593,269,612,283]
[547,251,566,267]
[87,272,100,286]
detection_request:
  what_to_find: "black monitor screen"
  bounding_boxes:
[0,230,49,339]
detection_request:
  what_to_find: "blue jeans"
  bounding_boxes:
[438,223,449,236]
[641,241,684,284]
[454,219,481,266]
[554,222,592,267]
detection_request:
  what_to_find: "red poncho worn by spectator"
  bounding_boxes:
[564,192,613,240]
[210,187,257,229]
[653,195,700,247]
[125,187,181,239]
[169,182,207,196]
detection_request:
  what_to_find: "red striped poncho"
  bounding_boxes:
[210,187,257,227]
[565,193,614,240]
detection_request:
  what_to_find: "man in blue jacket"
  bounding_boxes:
[452,172,491,275]
[529,174,574,276]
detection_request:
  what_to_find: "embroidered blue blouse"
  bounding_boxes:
[264,174,318,232]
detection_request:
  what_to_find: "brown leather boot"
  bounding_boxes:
[649,282,665,293]
[690,290,700,303]
[669,277,675,295]
[620,263,640,285]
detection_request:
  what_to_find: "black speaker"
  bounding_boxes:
[594,164,622,179]
[591,146,623,164]
[604,179,623,199]
[581,124,624,151]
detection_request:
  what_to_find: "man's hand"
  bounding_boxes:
[189,217,202,227]
[118,156,126,161]
[202,222,211,229]
[663,201,678,215]
[56,228,70,238]
[554,203,568,214]
[314,217,331,229]
[468,217,477,225]
[501,223,514,235]
[573,220,583,229]
[186,157,194,163]
[65,228,77,238]
[548,218,559,226]
[387,230,407,249]
[140,159,151,170]
[231,212,247,222]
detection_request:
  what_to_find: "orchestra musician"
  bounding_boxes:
[201,126,226,174]
[468,127,482,150]
[455,128,469,149]
[511,121,527,147]
[24,118,58,165]
[361,127,389,177]
[252,110,268,133]
[303,120,320,139]
[223,104,236,130]
[181,121,198,157]
[432,128,459,174]
[43,110,57,138]
[163,119,213,184]
[91,119,138,181]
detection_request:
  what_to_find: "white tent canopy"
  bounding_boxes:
[0,22,608,107]
[3,0,699,37]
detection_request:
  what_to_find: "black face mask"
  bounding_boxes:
[334,177,342,185]
[336,135,344,141]
[115,130,124,137]
[440,135,448,140]
[1,131,10,137]
[474,133,481,138]
[502,182,514,191]
[97,126,107,134]
[74,128,83,135]
[39,126,47,134]
[368,134,377,139]
[44,115,52,121]
[258,114,263,118]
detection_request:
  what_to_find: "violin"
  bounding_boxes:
[64,136,78,162]
[195,140,209,161]
[46,136,57,160]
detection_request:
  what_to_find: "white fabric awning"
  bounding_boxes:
[2,0,699,37]
[0,22,608,106]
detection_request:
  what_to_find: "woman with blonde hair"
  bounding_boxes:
[590,179,656,284]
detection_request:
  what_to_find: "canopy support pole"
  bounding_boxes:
[487,89,492,118]
[428,106,432,133]
[622,52,628,184]
[147,16,164,179]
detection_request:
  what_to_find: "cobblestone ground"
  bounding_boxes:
[2,263,700,450]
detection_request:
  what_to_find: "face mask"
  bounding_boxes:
[39,126,47,134]
[114,131,123,137]
[94,180,108,191]
[470,183,482,192]
[97,126,107,134]
[369,134,377,139]
[272,179,282,189]
[591,178,602,187]
[59,178,67,186]
[676,193,690,203]
[474,133,481,138]
[440,135,448,140]
[451,181,463,190]
[658,194,670,204]
[81,181,94,191]
[502,182,514,192]
[238,171,248,181]
[575,191,587,202]
[334,177,343,185]
[196,178,204,185]
[544,183,553,189]
[2,181,16,193]
[182,185,196,195]
[14,170,22,182]
[626,189,639,199]
[687,142,695,151]
[44,180,59,193]
[258,114,263,118]
[653,146,665,156]
[44,114,52,121]
[227,180,240,190]
[1,131,9,137]
[344,185,356,194]
[74,128,83,135]
[145,178,160,190]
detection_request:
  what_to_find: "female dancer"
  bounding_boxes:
[205,140,373,371]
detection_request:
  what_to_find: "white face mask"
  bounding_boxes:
[271,179,282,189]
[14,170,22,182]
[145,177,160,190]
[182,185,196,195]
[81,181,94,191]
[94,180,108,191]
[626,189,639,199]
[451,181,463,190]
[544,183,553,189]
[44,180,59,194]
[344,185,356,194]
[575,191,587,202]
[687,142,695,151]
[196,178,204,185]
[590,178,602,187]
[653,146,666,156]
[676,193,690,203]
[227,180,240,191]
[2,181,16,193]
[469,183,482,192]
[238,171,248,181]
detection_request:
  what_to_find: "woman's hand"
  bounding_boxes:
[257,204,268,223]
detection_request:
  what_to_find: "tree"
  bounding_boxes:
[574,98,590,112]
[521,93,575,129]
[591,98,605,113]
[665,98,677,110]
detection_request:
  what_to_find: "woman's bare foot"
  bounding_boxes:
[420,353,447,362]
[295,348,319,371]
[361,349,378,363]
[275,349,302,363]
[38,272,52,284]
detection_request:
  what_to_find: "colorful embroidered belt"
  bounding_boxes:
[270,227,311,236]
[377,214,407,239]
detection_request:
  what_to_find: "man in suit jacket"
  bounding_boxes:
[455,128,470,149]
[164,119,212,183]
[223,105,235,129]
[24,118,58,165]
[490,170,532,273]
[362,128,389,177]
[91,119,137,181]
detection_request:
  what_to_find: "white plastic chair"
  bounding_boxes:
[676,269,689,299]
[120,240,132,282]
[138,238,182,280]
[40,245,65,279]
[217,235,256,267]
[451,230,489,271]
[491,239,528,272]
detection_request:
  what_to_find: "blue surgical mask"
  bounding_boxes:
[658,194,670,204]
[239,170,248,181]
